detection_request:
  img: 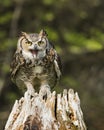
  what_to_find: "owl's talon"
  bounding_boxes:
[39,85,51,100]
[27,89,35,97]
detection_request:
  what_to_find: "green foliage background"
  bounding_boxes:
[0,0,104,129]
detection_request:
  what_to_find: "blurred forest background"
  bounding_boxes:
[0,0,104,129]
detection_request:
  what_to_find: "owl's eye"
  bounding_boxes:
[25,41,32,45]
[38,41,44,46]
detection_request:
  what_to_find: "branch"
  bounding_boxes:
[5,89,87,130]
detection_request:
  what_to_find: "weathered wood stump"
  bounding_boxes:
[5,89,87,130]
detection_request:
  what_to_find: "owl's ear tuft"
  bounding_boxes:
[17,31,23,37]
[20,31,27,37]
[39,29,48,37]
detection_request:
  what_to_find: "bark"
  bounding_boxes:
[5,89,87,130]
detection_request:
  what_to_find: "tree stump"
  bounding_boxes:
[5,89,87,130]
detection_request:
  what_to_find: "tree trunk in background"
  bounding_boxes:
[5,89,86,130]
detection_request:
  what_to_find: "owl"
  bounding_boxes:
[11,29,61,97]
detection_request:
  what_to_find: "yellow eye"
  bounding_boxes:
[25,41,32,45]
[38,41,44,46]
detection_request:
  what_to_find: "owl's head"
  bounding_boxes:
[17,30,50,60]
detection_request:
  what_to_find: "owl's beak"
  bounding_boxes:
[29,44,39,56]
[34,45,38,51]
[30,49,38,55]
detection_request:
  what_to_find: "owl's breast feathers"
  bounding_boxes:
[10,48,61,83]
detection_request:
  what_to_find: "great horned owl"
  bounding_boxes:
[11,30,61,97]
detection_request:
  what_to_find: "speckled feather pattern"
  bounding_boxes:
[10,30,61,94]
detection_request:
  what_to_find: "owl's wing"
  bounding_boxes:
[47,42,62,80]
[10,51,25,81]
[54,50,62,80]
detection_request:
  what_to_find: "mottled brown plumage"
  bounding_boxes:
[11,30,61,96]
